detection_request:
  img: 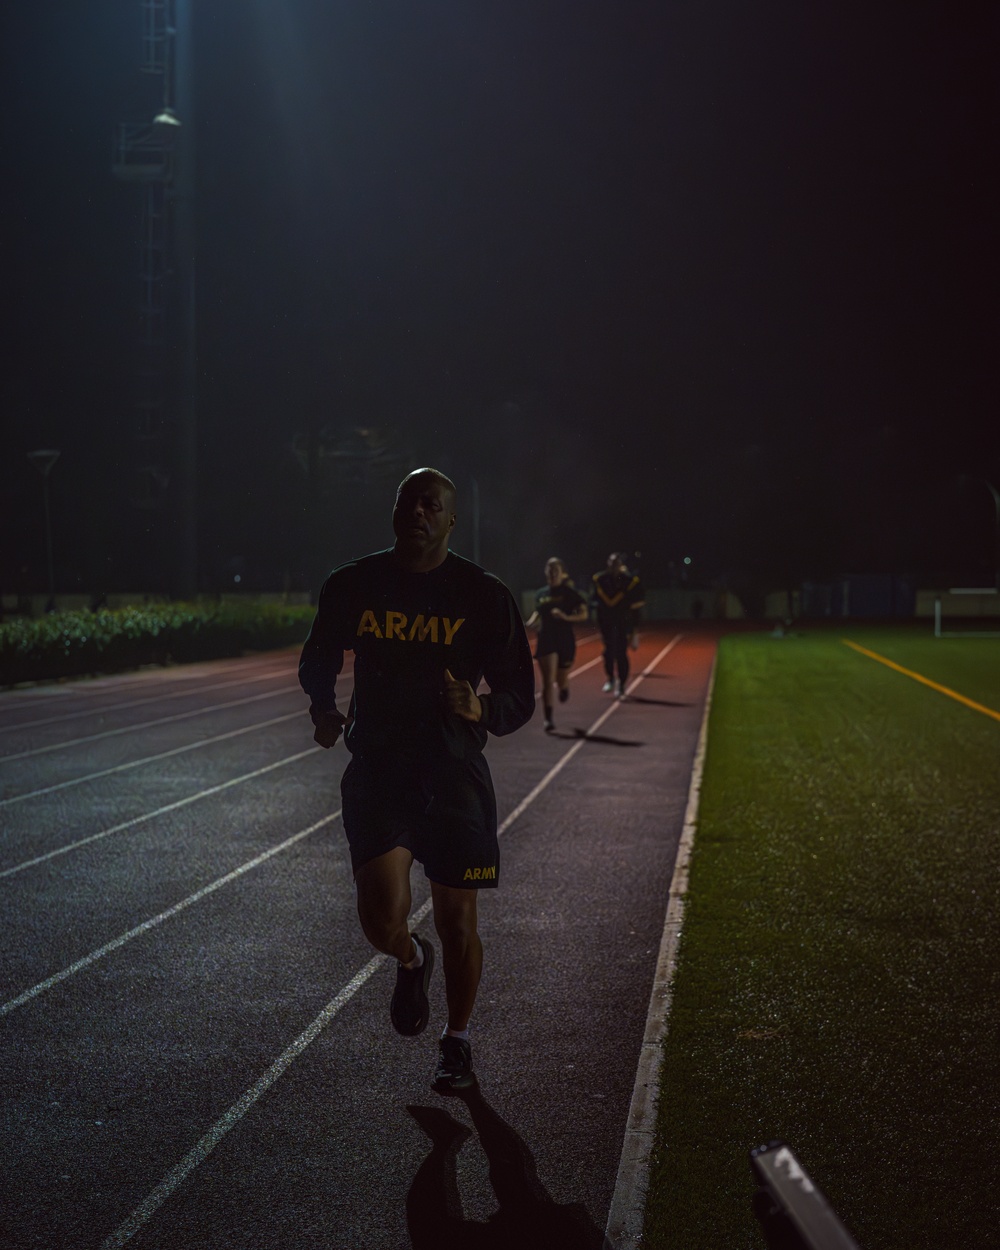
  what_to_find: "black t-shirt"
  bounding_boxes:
[299,550,534,761]
[534,581,587,635]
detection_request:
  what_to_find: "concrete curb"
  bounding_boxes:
[604,648,718,1247]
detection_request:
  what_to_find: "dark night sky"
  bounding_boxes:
[2,2,998,602]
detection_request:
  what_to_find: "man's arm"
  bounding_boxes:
[477,578,535,736]
[298,569,352,748]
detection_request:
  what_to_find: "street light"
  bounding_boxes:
[27,449,60,612]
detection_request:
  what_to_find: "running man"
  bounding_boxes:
[591,552,645,697]
[298,468,534,1091]
[524,557,588,732]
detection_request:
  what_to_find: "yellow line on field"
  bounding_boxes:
[842,639,1000,723]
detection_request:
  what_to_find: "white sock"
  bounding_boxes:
[401,935,423,969]
[443,1025,470,1041]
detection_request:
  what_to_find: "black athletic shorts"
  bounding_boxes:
[534,624,576,669]
[340,752,499,889]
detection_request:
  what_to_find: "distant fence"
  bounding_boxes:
[765,582,1000,621]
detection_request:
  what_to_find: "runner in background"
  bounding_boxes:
[524,557,589,732]
[591,552,645,697]
[625,550,643,651]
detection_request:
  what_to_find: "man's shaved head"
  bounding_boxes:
[397,467,457,506]
[391,467,458,571]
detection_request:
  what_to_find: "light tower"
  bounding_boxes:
[113,0,198,597]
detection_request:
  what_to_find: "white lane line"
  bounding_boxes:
[0,712,306,808]
[97,634,684,1248]
[573,654,604,675]
[605,645,717,1248]
[516,635,682,820]
[532,652,604,700]
[1,686,300,763]
[531,620,665,701]
[0,747,323,880]
[0,810,341,1018]
[100,949,383,1250]
[1,648,300,705]
[0,664,295,735]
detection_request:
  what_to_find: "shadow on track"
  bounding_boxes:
[567,729,643,746]
[618,696,694,707]
[406,1080,608,1249]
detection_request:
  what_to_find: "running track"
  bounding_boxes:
[0,626,717,1248]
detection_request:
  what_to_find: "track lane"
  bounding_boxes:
[0,747,324,885]
[69,641,687,1247]
[0,710,306,807]
[0,629,718,1248]
[0,659,298,738]
[0,649,303,714]
[3,686,303,765]
[0,640,634,1014]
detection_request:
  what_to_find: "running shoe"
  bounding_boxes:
[544,716,555,733]
[390,933,434,1036]
[602,679,614,693]
[616,681,626,699]
[432,1035,474,1092]
[558,687,569,703]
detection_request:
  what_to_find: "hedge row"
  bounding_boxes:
[0,602,316,686]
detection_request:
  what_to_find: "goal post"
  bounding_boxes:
[933,588,1000,638]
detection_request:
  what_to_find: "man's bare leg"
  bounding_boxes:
[358,846,437,1037]
[430,882,482,1033]
[356,845,417,963]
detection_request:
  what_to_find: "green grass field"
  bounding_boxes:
[642,626,1000,1249]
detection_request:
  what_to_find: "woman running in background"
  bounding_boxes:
[524,557,589,732]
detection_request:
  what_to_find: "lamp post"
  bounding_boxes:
[172,0,198,597]
[27,449,60,611]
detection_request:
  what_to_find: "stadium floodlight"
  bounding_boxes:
[750,1140,861,1250]
[152,107,181,130]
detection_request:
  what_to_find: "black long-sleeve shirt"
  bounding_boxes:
[591,569,645,626]
[299,550,535,762]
